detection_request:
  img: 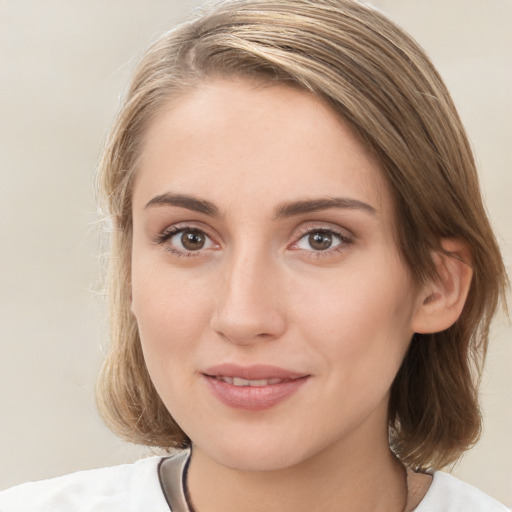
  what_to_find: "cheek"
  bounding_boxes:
[131,264,216,420]
[131,262,213,371]
[291,258,415,378]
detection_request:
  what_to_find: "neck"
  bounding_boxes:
[186,434,406,512]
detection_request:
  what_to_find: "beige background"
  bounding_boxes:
[1,0,511,505]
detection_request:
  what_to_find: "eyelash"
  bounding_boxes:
[293,226,354,258]
[154,224,354,258]
[154,224,215,257]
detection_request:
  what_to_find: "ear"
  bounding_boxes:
[412,239,473,334]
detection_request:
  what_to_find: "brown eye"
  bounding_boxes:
[308,231,333,251]
[181,229,206,251]
[294,228,353,254]
[156,225,218,256]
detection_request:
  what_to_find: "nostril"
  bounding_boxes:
[209,266,287,344]
[211,317,285,346]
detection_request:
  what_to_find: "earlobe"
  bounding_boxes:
[412,239,473,334]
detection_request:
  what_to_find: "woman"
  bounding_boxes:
[0,0,508,510]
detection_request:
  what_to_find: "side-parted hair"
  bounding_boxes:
[96,0,508,469]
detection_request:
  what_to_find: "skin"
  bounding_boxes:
[130,79,439,512]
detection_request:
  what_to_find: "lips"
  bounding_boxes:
[202,364,309,411]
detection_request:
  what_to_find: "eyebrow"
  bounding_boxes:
[272,197,377,219]
[145,193,221,217]
[144,193,376,219]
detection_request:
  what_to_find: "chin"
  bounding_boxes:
[212,447,302,473]
[191,429,323,473]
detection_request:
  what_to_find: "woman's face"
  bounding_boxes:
[131,79,424,472]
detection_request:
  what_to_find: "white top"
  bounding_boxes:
[0,451,509,511]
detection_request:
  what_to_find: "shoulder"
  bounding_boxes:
[0,456,170,512]
[415,471,510,512]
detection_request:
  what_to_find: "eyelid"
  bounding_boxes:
[152,220,354,258]
[154,222,221,256]
[288,222,355,255]
[154,220,218,241]
[293,222,354,242]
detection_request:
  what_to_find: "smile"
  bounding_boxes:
[202,364,310,411]
[213,376,289,387]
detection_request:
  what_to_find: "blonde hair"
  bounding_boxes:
[96,0,508,468]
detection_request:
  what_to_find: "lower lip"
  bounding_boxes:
[204,376,309,411]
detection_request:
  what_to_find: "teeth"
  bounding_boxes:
[233,377,268,387]
[217,376,284,387]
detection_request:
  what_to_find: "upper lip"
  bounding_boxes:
[202,364,308,381]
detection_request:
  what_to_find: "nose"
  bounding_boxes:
[210,249,287,345]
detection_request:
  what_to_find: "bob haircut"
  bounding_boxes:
[96,0,507,469]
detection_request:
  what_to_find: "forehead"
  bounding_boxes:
[134,79,392,217]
